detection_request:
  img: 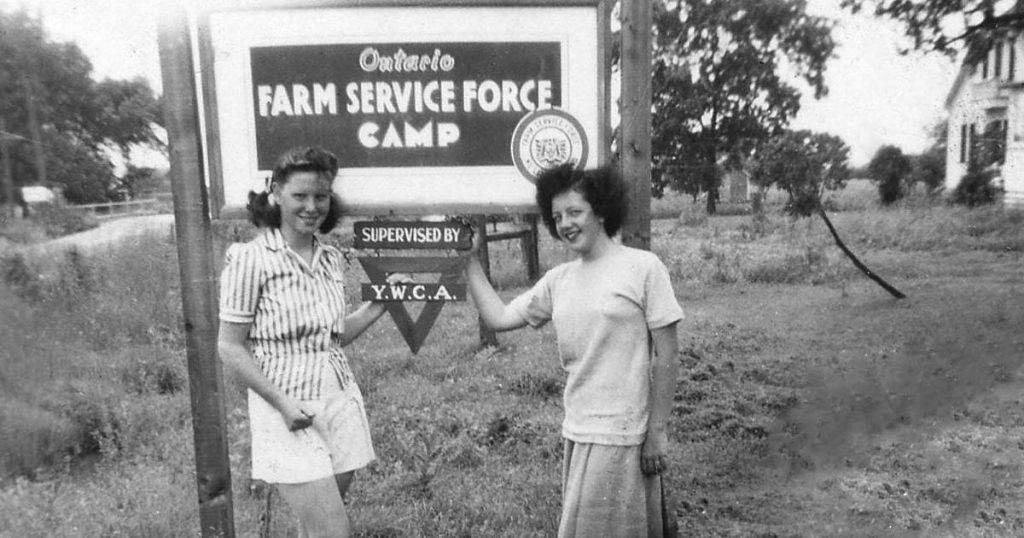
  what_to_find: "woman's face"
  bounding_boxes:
[551,189,606,255]
[274,171,332,238]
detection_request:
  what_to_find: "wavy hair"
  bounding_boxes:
[535,163,629,239]
[246,146,342,233]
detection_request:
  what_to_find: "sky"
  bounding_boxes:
[0,0,960,167]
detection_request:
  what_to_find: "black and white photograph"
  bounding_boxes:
[1,0,1022,536]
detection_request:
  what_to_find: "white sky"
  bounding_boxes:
[1,0,959,166]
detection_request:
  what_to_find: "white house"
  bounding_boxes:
[946,30,1024,207]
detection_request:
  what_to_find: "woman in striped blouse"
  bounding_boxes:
[218,146,403,537]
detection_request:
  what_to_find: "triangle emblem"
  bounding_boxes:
[357,256,469,354]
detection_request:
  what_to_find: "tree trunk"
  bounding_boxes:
[817,207,906,299]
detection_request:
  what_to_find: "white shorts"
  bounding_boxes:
[248,383,375,484]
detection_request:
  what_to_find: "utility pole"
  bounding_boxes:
[619,0,653,250]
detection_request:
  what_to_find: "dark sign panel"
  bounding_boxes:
[251,42,561,170]
[353,221,472,250]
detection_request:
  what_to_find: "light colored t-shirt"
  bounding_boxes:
[510,245,683,445]
[219,228,356,400]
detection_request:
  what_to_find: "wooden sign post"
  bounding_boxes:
[157,5,235,537]
[620,0,653,250]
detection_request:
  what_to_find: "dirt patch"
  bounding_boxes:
[670,249,1024,536]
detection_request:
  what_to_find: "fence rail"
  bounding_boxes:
[73,198,161,218]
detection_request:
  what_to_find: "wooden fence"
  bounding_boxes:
[74,198,161,218]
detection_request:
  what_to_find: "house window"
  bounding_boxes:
[1011,38,1017,81]
[996,40,1004,78]
[983,51,990,79]
[970,123,978,165]
[960,124,968,163]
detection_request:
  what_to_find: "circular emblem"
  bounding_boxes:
[510,108,589,182]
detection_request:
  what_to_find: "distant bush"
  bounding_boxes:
[952,170,1001,207]
[33,204,98,238]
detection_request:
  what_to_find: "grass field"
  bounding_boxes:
[2,183,1024,536]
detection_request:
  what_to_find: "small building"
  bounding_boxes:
[945,25,1024,207]
[722,168,750,202]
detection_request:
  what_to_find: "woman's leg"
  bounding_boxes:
[277,475,351,538]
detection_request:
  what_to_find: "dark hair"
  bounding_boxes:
[535,163,629,239]
[247,146,342,233]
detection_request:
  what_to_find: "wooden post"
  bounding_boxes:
[619,0,652,250]
[157,6,236,537]
[0,117,14,219]
[472,214,499,348]
[522,214,540,281]
[22,74,47,188]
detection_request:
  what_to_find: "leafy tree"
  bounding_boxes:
[651,0,836,214]
[0,7,162,205]
[841,0,1024,69]
[750,129,851,217]
[840,0,1020,56]
[868,145,912,205]
[909,146,947,195]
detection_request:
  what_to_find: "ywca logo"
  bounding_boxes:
[510,108,589,182]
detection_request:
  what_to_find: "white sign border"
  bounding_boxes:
[197,0,610,217]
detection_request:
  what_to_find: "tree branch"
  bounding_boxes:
[817,206,907,299]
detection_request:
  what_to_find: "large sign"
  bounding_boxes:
[197,1,609,217]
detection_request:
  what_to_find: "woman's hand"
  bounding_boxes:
[641,429,669,476]
[280,400,316,431]
[385,272,414,286]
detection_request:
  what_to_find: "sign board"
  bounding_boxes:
[197,0,610,217]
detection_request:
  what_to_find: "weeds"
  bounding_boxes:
[3,201,1024,536]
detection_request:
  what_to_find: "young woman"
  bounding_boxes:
[465,164,683,537]
[217,146,404,537]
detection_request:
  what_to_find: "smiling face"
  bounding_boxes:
[273,170,332,243]
[551,189,608,258]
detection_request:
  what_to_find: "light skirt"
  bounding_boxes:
[559,440,667,538]
[248,383,375,484]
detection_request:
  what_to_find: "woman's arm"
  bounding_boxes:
[334,301,387,346]
[641,322,680,475]
[334,273,414,346]
[217,321,314,431]
[465,254,529,332]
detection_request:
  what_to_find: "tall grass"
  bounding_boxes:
[2,202,1023,536]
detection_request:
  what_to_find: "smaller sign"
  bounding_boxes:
[357,256,469,354]
[354,221,472,250]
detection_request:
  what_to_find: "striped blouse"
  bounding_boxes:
[219,228,356,401]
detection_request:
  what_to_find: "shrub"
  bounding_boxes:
[0,398,78,479]
[952,170,1001,207]
[33,204,99,238]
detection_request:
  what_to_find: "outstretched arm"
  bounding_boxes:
[465,251,529,332]
[335,273,412,346]
[641,322,680,475]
